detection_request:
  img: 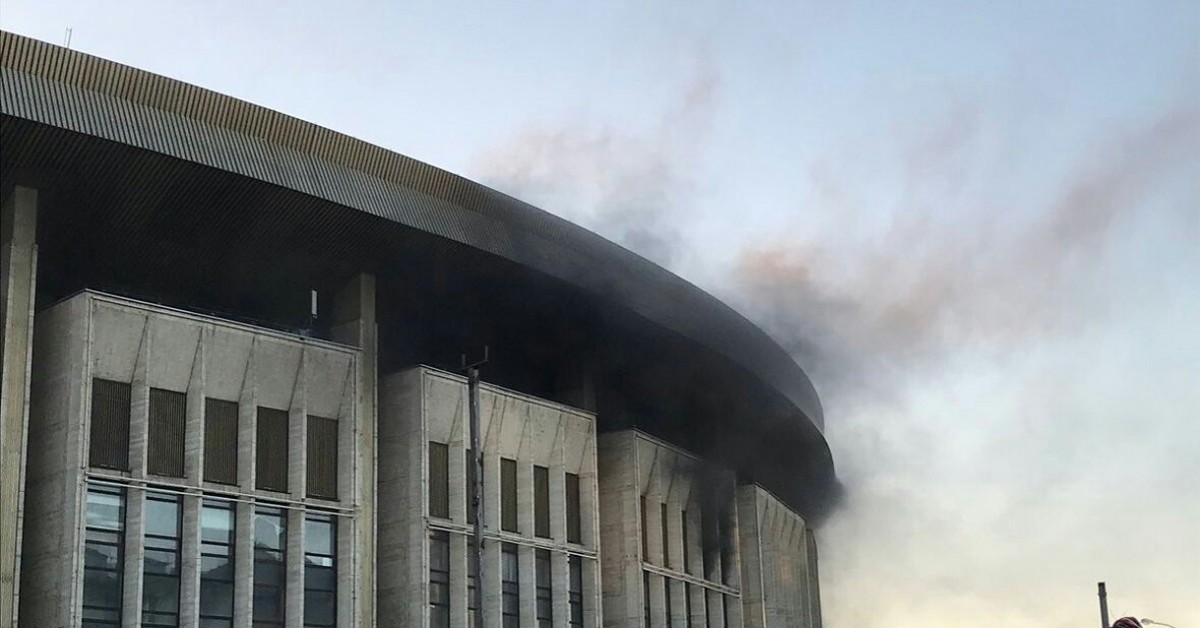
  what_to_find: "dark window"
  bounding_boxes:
[568,555,583,627]
[428,442,449,519]
[253,507,286,627]
[500,458,518,533]
[429,531,450,628]
[465,449,477,525]
[200,499,235,628]
[640,496,649,563]
[204,399,238,485]
[565,473,581,544]
[681,512,690,575]
[468,538,478,628]
[533,466,550,538]
[148,389,186,478]
[536,549,552,628]
[306,416,338,499]
[643,571,651,628]
[142,493,181,627]
[502,543,519,628]
[82,484,124,627]
[661,503,671,569]
[685,581,693,628]
[664,576,673,626]
[256,408,289,492]
[304,514,337,627]
[89,379,130,471]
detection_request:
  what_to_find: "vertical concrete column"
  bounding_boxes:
[0,184,37,628]
[735,489,764,628]
[184,334,206,486]
[233,501,254,628]
[482,534,502,628]
[584,556,603,628]
[648,573,666,628]
[237,343,257,493]
[518,543,536,627]
[288,351,307,502]
[517,460,533,538]
[551,550,569,628]
[450,532,468,627]
[450,444,467,524]
[331,274,376,628]
[804,529,822,628]
[179,494,202,628]
[285,507,305,628]
[130,323,152,480]
[597,433,640,627]
[123,487,146,628]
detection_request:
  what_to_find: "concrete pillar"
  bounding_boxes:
[130,324,151,480]
[0,184,37,628]
[123,488,146,628]
[331,274,376,628]
[285,508,305,628]
[184,339,206,486]
[518,544,536,627]
[179,495,202,628]
[233,501,254,628]
[287,352,307,501]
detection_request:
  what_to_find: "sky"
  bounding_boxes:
[4,2,1198,626]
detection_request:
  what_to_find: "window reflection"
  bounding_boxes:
[253,507,286,627]
[200,499,235,628]
[83,484,124,628]
[303,513,336,627]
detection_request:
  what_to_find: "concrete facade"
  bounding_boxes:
[1,186,38,628]
[18,291,366,627]
[597,431,745,628]
[378,366,603,628]
[735,486,822,628]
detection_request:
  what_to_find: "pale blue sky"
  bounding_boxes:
[4,2,1198,626]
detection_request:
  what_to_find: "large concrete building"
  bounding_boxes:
[0,30,835,628]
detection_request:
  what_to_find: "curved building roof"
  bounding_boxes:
[0,31,837,518]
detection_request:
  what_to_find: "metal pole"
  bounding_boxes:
[1098,582,1110,628]
[465,348,488,628]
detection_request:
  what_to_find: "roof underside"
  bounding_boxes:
[0,31,837,519]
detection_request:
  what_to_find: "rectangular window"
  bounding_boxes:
[148,388,186,478]
[200,499,235,628]
[500,458,518,533]
[664,577,673,626]
[429,531,450,628]
[204,399,238,485]
[685,582,693,628]
[255,408,289,492]
[306,416,338,499]
[253,507,286,627]
[533,466,550,538]
[89,379,131,471]
[465,449,477,525]
[304,514,337,627]
[428,442,449,519]
[502,543,519,628]
[661,503,671,569]
[643,571,651,628]
[535,549,552,628]
[640,496,649,563]
[142,492,181,627]
[82,484,124,627]
[467,538,478,628]
[568,555,583,628]
[565,473,581,544]
[681,512,690,575]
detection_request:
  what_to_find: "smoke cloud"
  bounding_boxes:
[474,58,1200,627]
[472,52,718,268]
